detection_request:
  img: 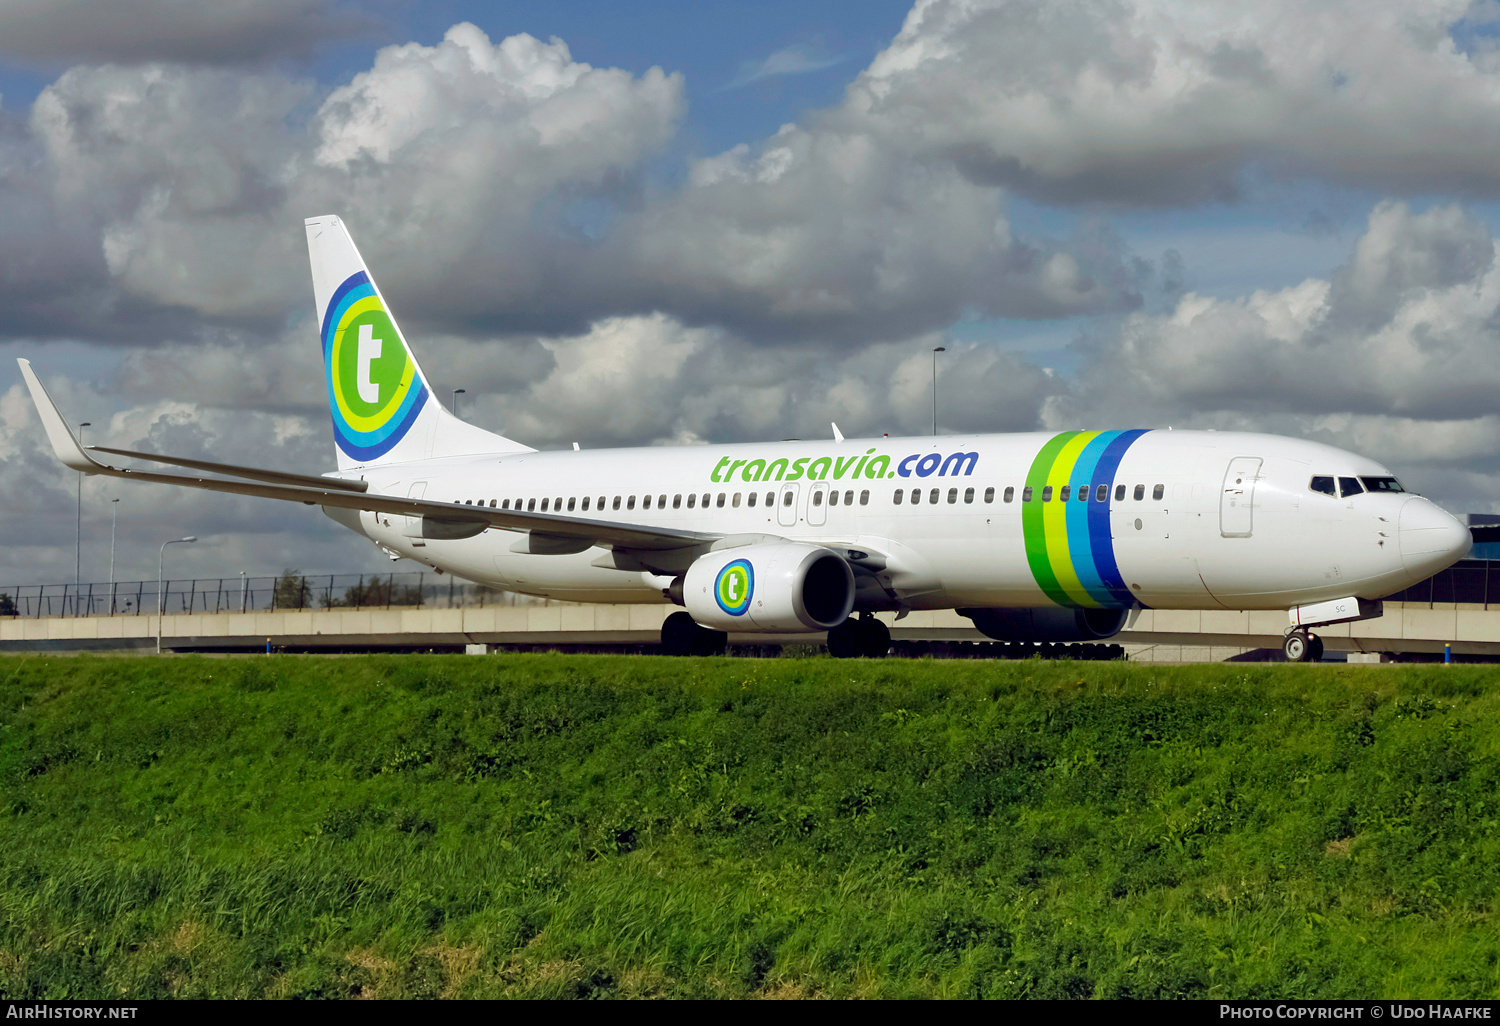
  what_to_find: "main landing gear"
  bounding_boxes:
[826,615,892,659]
[1283,629,1325,663]
[660,611,727,656]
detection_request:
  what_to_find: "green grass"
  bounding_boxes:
[2,653,1499,998]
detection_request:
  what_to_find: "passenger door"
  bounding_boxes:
[806,482,828,526]
[1219,458,1261,538]
[777,483,799,527]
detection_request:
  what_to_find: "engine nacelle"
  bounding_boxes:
[682,543,855,633]
[960,606,1129,642]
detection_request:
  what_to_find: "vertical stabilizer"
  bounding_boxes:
[305,215,533,470]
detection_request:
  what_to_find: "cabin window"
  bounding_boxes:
[765,492,774,506]
[1022,486,1033,502]
[1310,476,1336,497]
[642,495,652,510]
[1152,484,1164,501]
[612,496,621,510]
[540,498,549,512]
[1077,485,1087,502]
[893,489,904,505]
[782,491,794,506]
[1059,485,1070,502]
[1339,477,1364,497]
[911,488,922,504]
[598,496,605,510]
[716,493,726,508]
[581,497,590,511]
[964,487,975,503]
[658,495,666,507]
[747,492,756,508]
[948,488,958,504]
[687,493,696,509]
[502,499,510,509]
[673,494,682,508]
[1361,477,1404,493]
[1042,486,1053,502]
[627,495,636,510]
[929,488,940,504]
[1096,484,1108,502]
[732,492,741,508]
[828,490,839,507]
[464,499,472,505]
[555,496,562,511]
[527,498,536,511]
[703,493,712,507]
[860,490,869,505]
[812,491,823,507]
[1134,484,1144,501]
[1115,484,1125,502]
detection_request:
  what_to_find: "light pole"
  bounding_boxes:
[451,388,465,415]
[157,536,196,655]
[931,348,945,436]
[75,422,91,605]
[109,498,119,614]
[240,571,248,614]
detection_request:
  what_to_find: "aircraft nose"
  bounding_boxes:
[1399,497,1471,581]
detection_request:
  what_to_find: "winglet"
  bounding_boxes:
[832,422,844,443]
[15,359,106,473]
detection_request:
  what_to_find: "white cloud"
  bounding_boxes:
[724,42,845,89]
[846,0,1500,203]
[0,0,376,65]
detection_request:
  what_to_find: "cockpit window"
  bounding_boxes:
[1339,477,1364,497]
[1361,476,1405,493]
[1310,476,1336,497]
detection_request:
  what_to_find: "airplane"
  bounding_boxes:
[17,215,1474,662]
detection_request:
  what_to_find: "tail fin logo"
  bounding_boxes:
[322,271,428,461]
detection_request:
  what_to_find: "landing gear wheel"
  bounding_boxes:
[661,611,699,656]
[826,618,863,659]
[1284,630,1314,663]
[859,616,890,658]
[662,611,726,656]
[695,626,728,657]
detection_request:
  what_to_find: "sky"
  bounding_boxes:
[5,0,1500,587]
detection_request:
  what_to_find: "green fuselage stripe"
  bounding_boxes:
[1022,432,1078,606]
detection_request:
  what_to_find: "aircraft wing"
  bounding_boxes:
[17,359,717,554]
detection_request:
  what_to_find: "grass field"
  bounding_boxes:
[2,652,1499,999]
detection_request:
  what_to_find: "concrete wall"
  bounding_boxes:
[5,601,1498,660]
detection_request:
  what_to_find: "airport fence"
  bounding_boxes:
[0,572,544,619]
[2,560,1494,621]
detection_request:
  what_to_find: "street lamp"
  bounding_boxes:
[109,498,119,614]
[452,388,465,415]
[75,422,91,603]
[157,536,196,655]
[240,571,248,614]
[931,348,945,436]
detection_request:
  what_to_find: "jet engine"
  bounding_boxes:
[679,543,855,632]
[959,606,1129,642]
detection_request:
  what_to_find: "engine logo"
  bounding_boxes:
[714,559,754,616]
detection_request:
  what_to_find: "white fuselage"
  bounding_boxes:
[328,429,1470,616]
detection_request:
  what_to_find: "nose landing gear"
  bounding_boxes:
[1283,629,1325,663]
